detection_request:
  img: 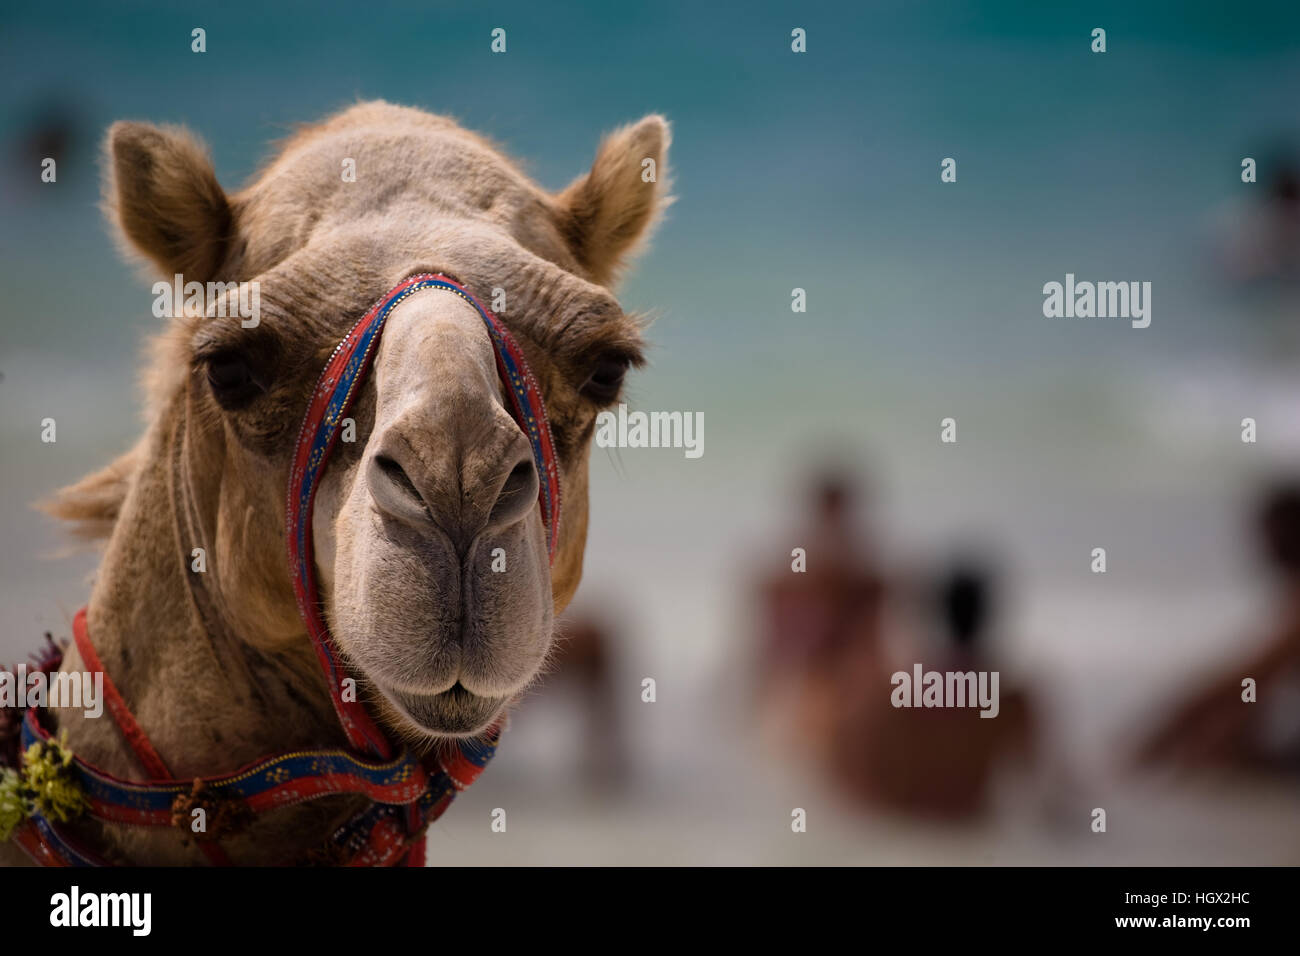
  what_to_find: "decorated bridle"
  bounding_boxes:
[3,274,561,866]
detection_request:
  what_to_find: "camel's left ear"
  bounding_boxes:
[556,115,672,287]
[103,121,232,281]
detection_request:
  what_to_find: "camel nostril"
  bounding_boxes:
[367,438,537,543]
[369,453,432,522]
[504,459,534,493]
[486,455,539,532]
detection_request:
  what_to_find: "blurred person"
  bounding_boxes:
[543,612,628,790]
[1217,152,1300,286]
[754,470,887,762]
[7,96,83,204]
[828,560,1037,821]
[1136,483,1300,774]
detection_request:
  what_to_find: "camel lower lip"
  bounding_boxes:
[381,682,504,736]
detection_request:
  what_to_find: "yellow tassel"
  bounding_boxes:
[0,767,26,842]
[18,731,88,827]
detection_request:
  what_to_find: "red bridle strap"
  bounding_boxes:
[70,608,231,865]
[71,608,168,780]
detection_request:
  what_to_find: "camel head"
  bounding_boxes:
[67,101,669,741]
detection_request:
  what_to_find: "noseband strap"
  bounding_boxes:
[286,273,561,757]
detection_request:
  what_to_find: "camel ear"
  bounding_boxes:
[557,115,672,286]
[103,121,232,281]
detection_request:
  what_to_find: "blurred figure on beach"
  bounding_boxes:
[1217,152,1300,287]
[542,611,628,790]
[827,559,1038,820]
[5,95,84,206]
[1136,482,1300,774]
[753,470,886,765]
[1212,150,1300,355]
[751,473,1043,819]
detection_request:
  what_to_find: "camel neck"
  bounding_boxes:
[70,395,338,782]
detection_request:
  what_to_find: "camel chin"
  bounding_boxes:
[378,684,508,739]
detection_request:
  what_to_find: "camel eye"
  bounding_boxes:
[202,350,265,409]
[580,356,628,404]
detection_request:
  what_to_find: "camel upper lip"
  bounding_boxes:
[378,680,504,737]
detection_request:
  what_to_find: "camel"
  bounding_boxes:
[0,100,669,865]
